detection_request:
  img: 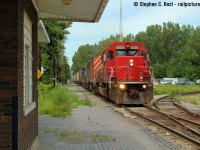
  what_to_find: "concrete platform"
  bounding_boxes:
[32,85,178,150]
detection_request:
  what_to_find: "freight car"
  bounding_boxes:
[74,42,154,104]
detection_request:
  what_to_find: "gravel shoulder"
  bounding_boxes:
[180,101,200,114]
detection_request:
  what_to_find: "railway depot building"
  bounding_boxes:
[0,0,108,149]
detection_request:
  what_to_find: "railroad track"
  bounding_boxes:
[121,92,200,148]
[123,105,200,148]
[153,93,200,134]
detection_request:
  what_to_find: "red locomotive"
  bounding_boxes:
[74,42,153,104]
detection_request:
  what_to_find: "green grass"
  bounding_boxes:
[154,84,200,95]
[42,127,115,144]
[38,82,91,117]
[59,130,113,144]
[176,94,200,105]
[154,84,200,105]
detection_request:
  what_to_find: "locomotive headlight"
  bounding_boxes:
[119,84,126,90]
[142,85,147,89]
[130,59,134,67]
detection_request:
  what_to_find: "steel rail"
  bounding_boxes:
[153,91,200,107]
[146,105,200,137]
[152,100,200,129]
[169,114,200,126]
[122,106,200,147]
[152,92,200,117]
[151,97,200,137]
[173,100,200,116]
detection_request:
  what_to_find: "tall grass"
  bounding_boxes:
[176,95,200,105]
[154,84,200,95]
[154,84,200,105]
[38,83,91,117]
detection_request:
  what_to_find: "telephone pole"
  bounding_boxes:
[119,0,123,42]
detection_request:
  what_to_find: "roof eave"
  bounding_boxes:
[38,20,50,43]
[94,0,109,22]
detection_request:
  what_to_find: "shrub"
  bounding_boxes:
[38,83,91,117]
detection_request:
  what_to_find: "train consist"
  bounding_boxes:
[73,42,154,104]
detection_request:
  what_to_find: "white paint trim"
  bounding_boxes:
[24,10,33,107]
[24,101,36,116]
[38,20,50,43]
[94,0,109,22]
[31,0,39,13]
[29,136,39,150]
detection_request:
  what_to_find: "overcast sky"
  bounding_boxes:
[65,0,200,66]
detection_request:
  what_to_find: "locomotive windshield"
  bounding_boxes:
[116,50,137,56]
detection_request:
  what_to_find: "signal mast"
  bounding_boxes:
[119,0,123,42]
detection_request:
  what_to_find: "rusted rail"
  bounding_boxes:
[147,105,200,137]
[153,93,200,133]
[122,106,200,147]
[142,92,200,147]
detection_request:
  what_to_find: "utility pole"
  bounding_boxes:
[61,51,66,84]
[119,0,123,42]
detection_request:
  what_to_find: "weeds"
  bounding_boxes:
[43,127,114,144]
[38,82,91,117]
[44,127,59,135]
[176,94,200,105]
[154,84,200,95]
[59,130,113,144]
[154,84,200,105]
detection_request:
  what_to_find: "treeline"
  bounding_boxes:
[40,21,72,85]
[71,34,121,73]
[72,22,200,81]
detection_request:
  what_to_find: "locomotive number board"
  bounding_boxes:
[115,45,139,49]
[130,46,139,49]
[116,45,125,49]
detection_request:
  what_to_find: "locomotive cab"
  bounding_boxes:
[105,42,153,104]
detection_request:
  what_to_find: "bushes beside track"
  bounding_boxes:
[38,82,91,117]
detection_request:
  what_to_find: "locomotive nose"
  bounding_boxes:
[116,56,145,81]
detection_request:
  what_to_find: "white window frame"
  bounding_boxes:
[23,10,36,116]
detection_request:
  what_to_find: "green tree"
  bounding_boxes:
[71,22,200,81]
[71,44,98,73]
[123,33,134,42]
[40,21,72,85]
[71,35,118,74]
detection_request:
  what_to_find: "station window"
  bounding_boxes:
[24,45,33,106]
[23,10,35,116]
